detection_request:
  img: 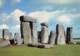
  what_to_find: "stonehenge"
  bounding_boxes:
[38,23,51,48]
[19,15,73,48]
[20,16,38,46]
[0,15,73,48]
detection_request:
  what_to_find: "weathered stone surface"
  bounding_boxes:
[44,44,52,48]
[20,16,36,22]
[40,23,49,44]
[8,32,15,45]
[55,24,59,45]
[14,33,22,45]
[20,15,38,46]
[66,27,72,44]
[8,32,13,40]
[48,31,56,45]
[56,24,66,45]
[2,29,10,40]
[38,31,41,43]
[21,22,32,45]
[31,22,38,46]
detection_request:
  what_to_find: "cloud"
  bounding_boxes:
[0,24,9,29]
[10,9,26,24]
[13,24,20,31]
[15,0,21,3]
[13,0,21,3]
[8,9,26,33]
[0,9,26,33]
[0,13,9,23]
[28,10,72,23]
[57,15,71,24]
[10,24,20,33]
[1,9,79,26]
[28,10,80,28]
[35,0,80,4]
[0,8,80,34]
[0,9,25,25]
[28,11,52,23]
[37,6,54,11]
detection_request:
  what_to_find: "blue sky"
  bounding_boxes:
[0,0,80,38]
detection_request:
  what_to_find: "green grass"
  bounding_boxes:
[0,45,80,56]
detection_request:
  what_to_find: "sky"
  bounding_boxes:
[0,0,80,38]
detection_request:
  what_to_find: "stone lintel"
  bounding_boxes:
[20,15,36,23]
[41,23,48,27]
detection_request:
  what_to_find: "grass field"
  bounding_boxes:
[0,45,80,56]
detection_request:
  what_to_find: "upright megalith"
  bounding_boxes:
[20,16,38,46]
[40,23,49,44]
[9,32,12,40]
[55,24,59,45]
[0,30,12,47]
[9,32,15,45]
[14,33,22,45]
[2,29,15,46]
[31,22,38,45]
[2,29,10,40]
[38,31,42,43]
[37,23,51,48]
[21,21,32,45]
[66,27,72,44]
[48,31,56,47]
[55,24,66,45]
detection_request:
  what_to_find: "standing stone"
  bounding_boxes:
[38,23,54,48]
[48,31,56,47]
[55,24,59,45]
[40,23,49,44]
[38,31,41,43]
[31,22,38,46]
[2,29,10,40]
[14,33,22,45]
[66,27,72,44]
[21,22,32,45]
[56,24,66,45]
[20,16,38,46]
[8,32,13,40]
[8,32,15,45]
